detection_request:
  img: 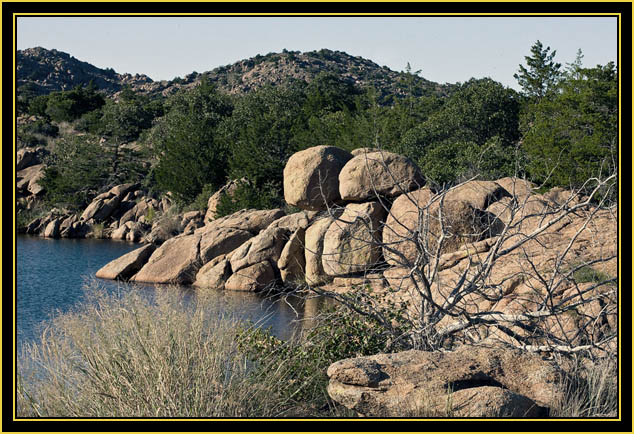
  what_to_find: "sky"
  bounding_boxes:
[16,16,618,90]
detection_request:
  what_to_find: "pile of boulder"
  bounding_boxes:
[326,345,565,417]
[82,145,617,417]
[16,147,48,201]
[94,145,616,304]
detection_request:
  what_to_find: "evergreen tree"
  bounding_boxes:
[521,62,617,191]
[514,40,562,99]
[149,79,233,204]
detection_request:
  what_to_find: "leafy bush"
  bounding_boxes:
[214,180,283,218]
[42,84,105,122]
[21,119,59,137]
[39,134,113,209]
[237,300,403,406]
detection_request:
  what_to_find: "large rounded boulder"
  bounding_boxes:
[382,187,434,266]
[338,151,424,201]
[383,186,504,264]
[283,146,353,211]
[322,202,387,276]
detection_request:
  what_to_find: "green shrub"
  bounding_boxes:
[572,265,614,285]
[214,180,283,218]
[183,183,215,213]
[237,296,408,405]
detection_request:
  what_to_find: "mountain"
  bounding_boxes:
[17,47,153,95]
[17,47,452,101]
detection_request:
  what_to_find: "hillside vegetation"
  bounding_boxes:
[16,42,617,223]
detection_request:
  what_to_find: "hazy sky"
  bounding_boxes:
[17,16,618,90]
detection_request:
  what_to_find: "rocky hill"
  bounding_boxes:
[17,47,153,95]
[17,47,452,101]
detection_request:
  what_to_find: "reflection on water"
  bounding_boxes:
[130,281,333,341]
[16,235,331,350]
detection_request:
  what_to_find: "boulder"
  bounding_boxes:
[229,226,289,273]
[322,202,387,276]
[444,386,544,418]
[224,261,276,292]
[181,210,203,227]
[198,208,285,235]
[382,187,434,266]
[132,234,201,284]
[80,195,121,222]
[543,187,581,207]
[43,218,61,238]
[25,216,44,234]
[324,273,389,296]
[278,227,306,284]
[494,177,536,201]
[126,224,144,242]
[283,145,353,211]
[182,219,199,234]
[304,217,336,285]
[338,151,424,201]
[204,179,246,222]
[95,244,156,281]
[425,199,503,256]
[68,221,91,238]
[486,195,551,230]
[193,255,232,290]
[199,227,253,264]
[267,211,317,231]
[350,147,379,156]
[443,180,511,210]
[16,147,46,171]
[108,183,139,198]
[58,215,78,238]
[146,223,175,245]
[16,163,46,195]
[327,345,563,417]
[111,223,130,240]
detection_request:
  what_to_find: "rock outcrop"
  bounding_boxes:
[204,179,246,222]
[322,201,387,276]
[131,234,201,284]
[304,216,336,285]
[16,163,46,196]
[91,146,616,325]
[95,244,156,281]
[338,151,424,201]
[283,145,352,211]
[327,345,563,417]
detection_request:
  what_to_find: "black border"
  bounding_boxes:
[4,1,632,432]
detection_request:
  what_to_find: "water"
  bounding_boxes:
[16,235,323,350]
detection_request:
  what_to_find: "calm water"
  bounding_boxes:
[16,235,320,349]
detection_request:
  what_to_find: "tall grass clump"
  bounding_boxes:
[16,283,352,418]
[550,356,619,418]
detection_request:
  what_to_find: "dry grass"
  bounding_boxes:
[16,281,617,419]
[16,283,348,418]
[550,356,619,418]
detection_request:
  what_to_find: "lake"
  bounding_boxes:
[16,235,321,349]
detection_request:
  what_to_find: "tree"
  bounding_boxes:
[43,84,105,122]
[521,62,617,193]
[149,79,233,204]
[99,91,163,143]
[398,78,521,183]
[39,134,114,208]
[514,40,562,99]
[223,84,307,194]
